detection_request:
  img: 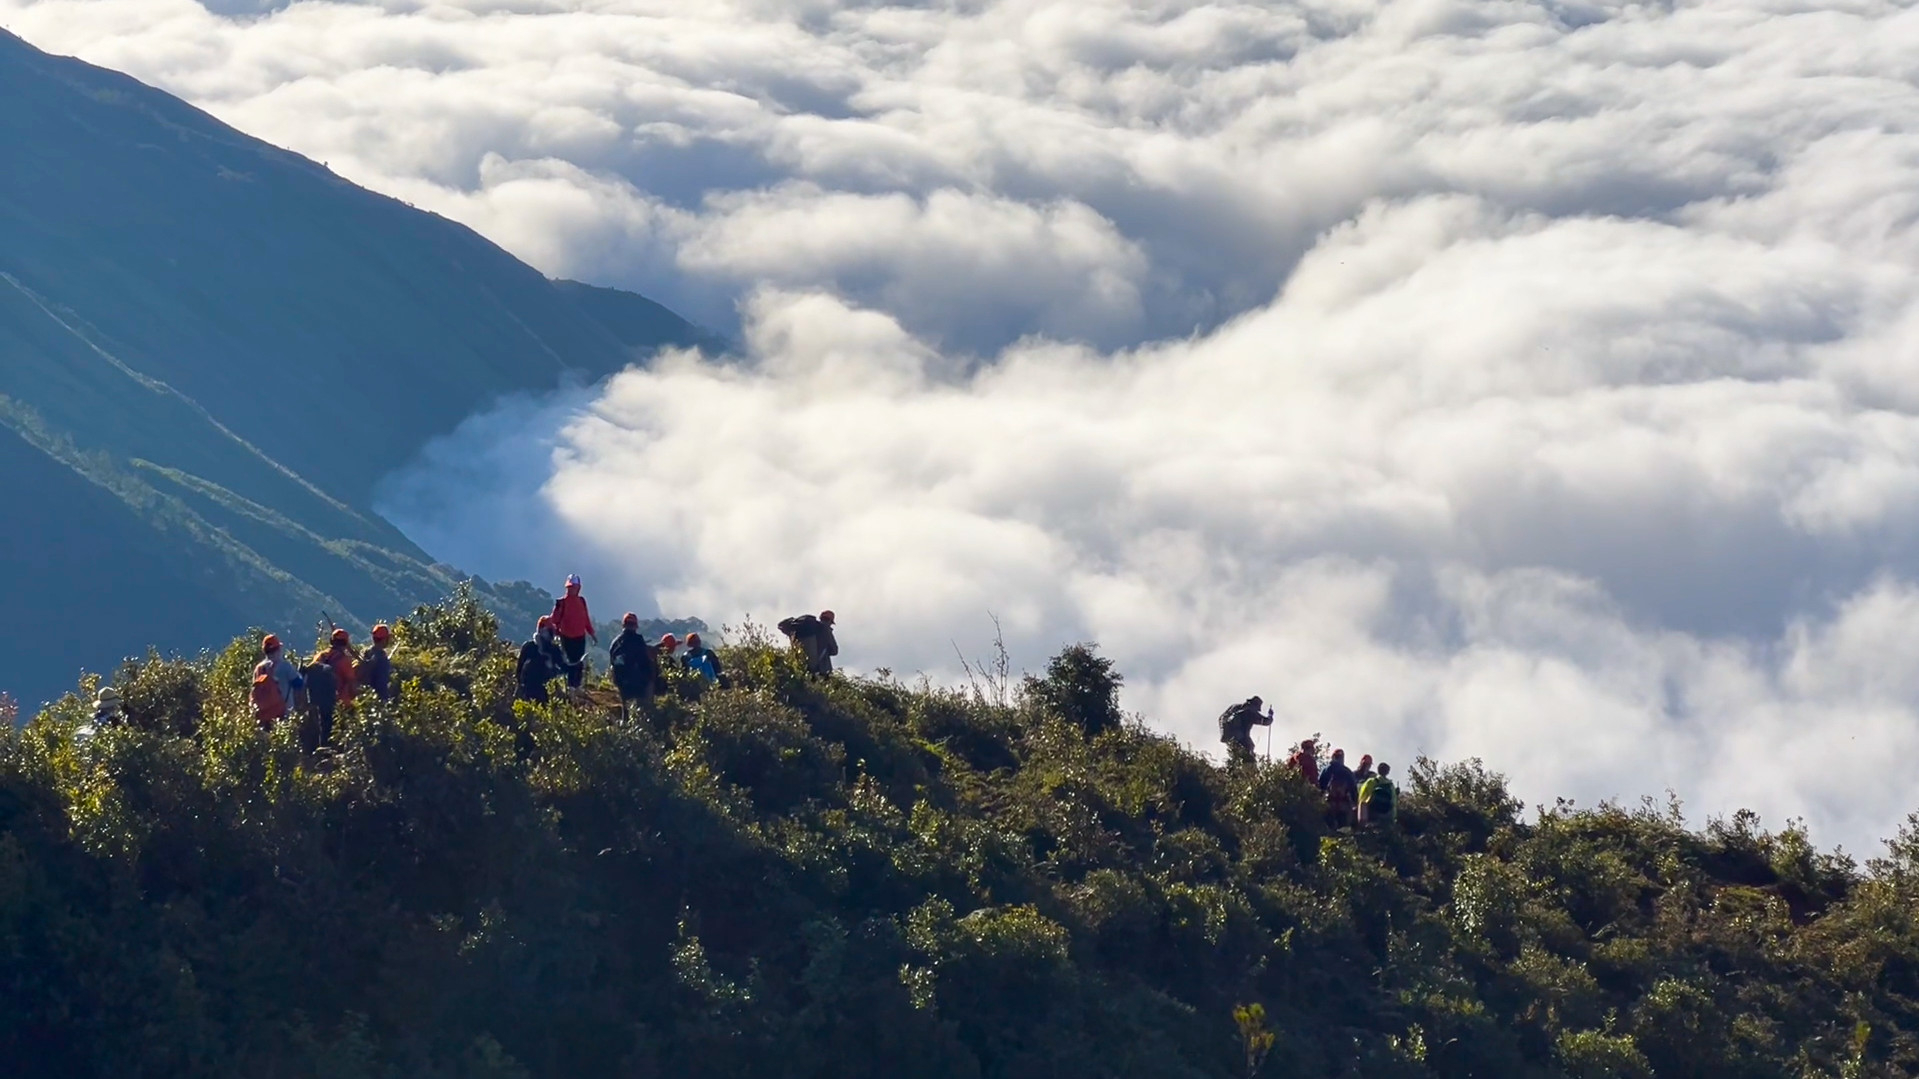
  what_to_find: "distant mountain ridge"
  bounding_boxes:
[0,29,707,707]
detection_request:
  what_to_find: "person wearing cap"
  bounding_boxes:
[551,574,598,690]
[681,632,726,687]
[1318,748,1360,827]
[321,629,359,705]
[254,634,306,727]
[1288,738,1320,786]
[75,685,123,743]
[777,610,839,676]
[608,612,658,720]
[517,616,566,704]
[356,624,395,702]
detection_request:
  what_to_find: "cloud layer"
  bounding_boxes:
[10,0,1919,850]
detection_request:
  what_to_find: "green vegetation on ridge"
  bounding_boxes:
[3,589,1917,1077]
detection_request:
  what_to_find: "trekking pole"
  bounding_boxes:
[1265,707,1274,763]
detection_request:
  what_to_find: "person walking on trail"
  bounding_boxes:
[1216,696,1273,764]
[1288,738,1320,786]
[1319,748,1360,826]
[608,613,658,720]
[681,632,726,687]
[1358,762,1397,825]
[302,650,338,753]
[777,610,839,676]
[551,574,598,690]
[322,629,359,705]
[78,685,124,742]
[251,634,304,730]
[517,616,565,704]
[356,623,395,701]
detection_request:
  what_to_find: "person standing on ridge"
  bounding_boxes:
[1319,748,1360,827]
[608,613,658,720]
[302,649,338,753]
[551,574,597,691]
[356,624,395,701]
[778,610,839,676]
[517,616,565,704]
[252,634,304,730]
[1216,696,1273,764]
[322,629,359,706]
[682,632,725,686]
[1358,762,1397,825]
[1354,753,1375,787]
[1288,738,1320,786]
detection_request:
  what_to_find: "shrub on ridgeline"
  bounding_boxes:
[2,603,1918,1078]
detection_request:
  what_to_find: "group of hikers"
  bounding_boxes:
[1218,696,1397,826]
[509,576,840,721]
[246,624,396,752]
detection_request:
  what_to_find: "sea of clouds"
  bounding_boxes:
[8,0,1919,850]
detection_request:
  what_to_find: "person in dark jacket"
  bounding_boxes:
[777,610,839,676]
[608,613,658,720]
[517,616,566,704]
[1353,753,1375,787]
[356,623,395,701]
[302,653,338,753]
[1318,748,1360,827]
[551,574,597,690]
[1216,695,1272,764]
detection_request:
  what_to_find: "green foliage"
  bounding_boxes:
[3,623,1919,1078]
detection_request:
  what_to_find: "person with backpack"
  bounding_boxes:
[1319,748,1360,827]
[681,632,725,687]
[517,616,566,704]
[1288,738,1320,786]
[356,623,395,701]
[777,610,838,676]
[608,613,658,720]
[322,629,359,705]
[251,634,304,730]
[1216,695,1272,764]
[1354,753,1375,787]
[551,574,598,690]
[1358,762,1397,825]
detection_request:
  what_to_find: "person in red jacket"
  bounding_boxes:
[551,574,597,690]
[1288,738,1320,786]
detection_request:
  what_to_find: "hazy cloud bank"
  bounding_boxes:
[9,0,1919,849]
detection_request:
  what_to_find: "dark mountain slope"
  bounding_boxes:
[0,30,708,706]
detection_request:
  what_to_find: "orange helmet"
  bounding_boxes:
[686,632,702,647]
[660,634,679,650]
[820,610,835,624]
[331,628,350,645]
[262,634,281,655]
[371,624,392,643]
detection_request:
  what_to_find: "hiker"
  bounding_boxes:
[1354,753,1375,787]
[301,650,338,753]
[681,632,726,687]
[1288,738,1320,785]
[75,685,123,743]
[1358,762,1397,826]
[551,574,598,690]
[516,616,566,704]
[251,634,305,730]
[777,610,839,676]
[608,613,658,720]
[322,629,359,704]
[356,623,395,701]
[1319,748,1360,827]
[1216,695,1273,764]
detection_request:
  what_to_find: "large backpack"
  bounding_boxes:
[251,660,287,725]
[779,614,822,640]
[1362,778,1396,818]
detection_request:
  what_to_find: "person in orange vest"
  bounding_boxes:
[551,574,598,690]
[250,634,304,729]
[322,628,358,704]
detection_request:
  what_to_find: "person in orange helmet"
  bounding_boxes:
[551,574,598,690]
[356,623,395,701]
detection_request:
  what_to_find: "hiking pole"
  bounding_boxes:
[1264,707,1275,763]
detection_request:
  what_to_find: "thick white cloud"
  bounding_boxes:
[10,0,1919,850]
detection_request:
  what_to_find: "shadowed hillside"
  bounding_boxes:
[3,591,1915,1078]
[0,31,711,706]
